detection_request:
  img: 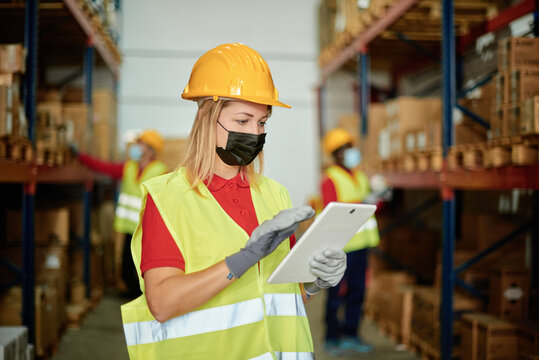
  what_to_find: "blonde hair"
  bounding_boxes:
[180,99,271,195]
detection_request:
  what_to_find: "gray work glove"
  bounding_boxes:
[226,206,315,279]
[304,249,347,296]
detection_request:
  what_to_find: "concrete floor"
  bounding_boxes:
[52,290,419,360]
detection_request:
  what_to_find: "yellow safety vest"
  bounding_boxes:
[325,165,380,252]
[113,160,168,234]
[121,167,314,360]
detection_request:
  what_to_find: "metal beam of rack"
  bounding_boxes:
[321,0,419,82]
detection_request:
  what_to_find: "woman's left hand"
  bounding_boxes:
[304,249,347,295]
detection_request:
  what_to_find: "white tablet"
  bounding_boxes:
[267,202,376,284]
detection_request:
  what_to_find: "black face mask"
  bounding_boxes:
[216,121,266,166]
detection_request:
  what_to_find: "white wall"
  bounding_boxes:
[119,0,321,206]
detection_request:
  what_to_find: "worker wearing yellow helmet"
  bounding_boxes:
[320,127,381,356]
[73,129,168,298]
[120,43,347,359]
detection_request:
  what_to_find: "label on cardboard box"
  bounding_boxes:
[503,285,523,302]
[44,254,61,270]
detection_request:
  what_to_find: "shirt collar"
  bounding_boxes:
[205,171,250,191]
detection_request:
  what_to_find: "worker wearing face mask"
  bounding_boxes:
[319,127,380,356]
[120,43,347,360]
[72,129,168,298]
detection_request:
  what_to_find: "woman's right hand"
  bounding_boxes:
[225,206,315,278]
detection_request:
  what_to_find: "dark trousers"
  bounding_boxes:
[325,248,368,341]
[121,233,142,298]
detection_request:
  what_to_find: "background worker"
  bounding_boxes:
[120,43,347,359]
[320,127,381,356]
[73,129,168,298]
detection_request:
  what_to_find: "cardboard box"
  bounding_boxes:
[521,96,539,135]
[0,44,25,74]
[489,267,530,321]
[490,106,506,139]
[63,103,89,153]
[37,101,63,126]
[505,103,521,136]
[92,88,117,160]
[0,286,58,357]
[477,313,519,359]
[6,208,69,245]
[456,120,488,145]
[0,75,22,138]
[411,287,481,350]
[0,245,69,286]
[498,37,539,71]
[518,321,539,356]
[520,354,539,360]
[506,67,539,104]
[387,227,438,283]
[70,281,86,304]
[462,313,519,360]
[460,212,529,251]
[493,73,506,108]
[0,85,7,137]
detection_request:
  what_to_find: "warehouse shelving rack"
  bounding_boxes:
[318,0,538,358]
[0,0,121,344]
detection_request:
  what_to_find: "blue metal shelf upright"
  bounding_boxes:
[0,0,121,346]
[318,0,538,358]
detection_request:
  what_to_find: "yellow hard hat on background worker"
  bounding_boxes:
[181,43,291,108]
[137,129,164,154]
[323,128,354,154]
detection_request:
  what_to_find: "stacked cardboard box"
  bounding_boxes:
[457,82,492,145]
[0,44,26,142]
[411,287,482,353]
[92,88,118,161]
[489,267,530,322]
[492,37,539,138]
[518,321,539,358]
[461,313,519,360]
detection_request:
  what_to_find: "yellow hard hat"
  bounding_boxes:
[323,128,354,154]
[138,129,164,154]
[182,43,291,108]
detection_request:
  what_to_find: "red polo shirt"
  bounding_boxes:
[140,172,296,274]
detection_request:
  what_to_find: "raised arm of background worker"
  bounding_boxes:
[77,153,124,180]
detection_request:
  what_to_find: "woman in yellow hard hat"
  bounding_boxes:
[73,129,168,298]
[120,43,347,359]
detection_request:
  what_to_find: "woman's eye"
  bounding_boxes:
[258,121,267,127]
[236,120,248,125]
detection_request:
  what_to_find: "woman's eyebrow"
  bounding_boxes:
[235,112,254,117]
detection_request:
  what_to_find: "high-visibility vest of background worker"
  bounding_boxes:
[319,127,389,356]
[120,43,347,360]
[71,129,168,298]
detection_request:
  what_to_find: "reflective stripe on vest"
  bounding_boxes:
[115,206,140,224]
[118,193,142,210]
[357,217,378,233]
[121,168,314,359]
[325,166,380,251]
[113,160,167,234]
[124,294,306,346]
[249,352,314,360]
